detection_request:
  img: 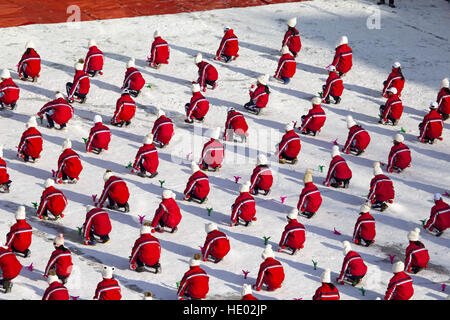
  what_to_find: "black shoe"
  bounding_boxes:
[3,281,12,293]
[136,266,146,273]
[389,3,395,8]
[213,257,222,264]
[24,249,31,258]
[125,121,131,126]
[122,203,130,213]
[107,203,119,211]
[10,102,17,110]
[137,172,147,178]
[334,97,341,104]
[111,121,124,127]
[380,203,389,212]
[262,189,271,196]
[171,227,178,234]
[200,197,208,204]
[149,172,158,178]
[151,263,162,274]
[57,123,67,130]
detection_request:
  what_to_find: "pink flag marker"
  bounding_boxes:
[51,170,56,177]
[333,228,341,235]
[26,263,34,272]
[234,176,241,183]
[280,196,287,204]
[332,139,339,145]
[444,192,450,197]
[138,215,146,224]
[242,270,250,279]
[70,296,80,300]
[388,254,396,264]
[92,194,97,202]
[441,284,446,292]
[199,246,203,251]
[186,152,192,161]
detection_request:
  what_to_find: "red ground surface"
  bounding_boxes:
[0,0,308,28]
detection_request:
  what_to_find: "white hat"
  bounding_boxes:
[261,244,274,260]
[257,154,267,166]
[239,181,251,193]
[26,116,38,128]
[407,227,420,241]
[162,189,174,199]
[346,115,356,129]
[393,133,404,143]
[303,169,313,184]
[211,127,220,140]
[287,208,298,220]
[287,17,297,28]
[143,134,154,144]
[45,178,54,189]
[103,170,114,182]
[55,91,64,99]
[227,106,235,113]
[47,271,60,284]
[102,266,115,279]
[392,261,404,274]
[0,145,3,158]
[392,62,401,69]
[387,87,397,95]
[331,145,340,158]
[336,35,348,48]
[195,53,202,64]
[434,193,442,201]
[224,26,231,32]
[94,115,102,123]
[25,41,35,50]
[127,58,136,69]
[311,96,322,105]
[429,102,438,110]
[88,39,97,48]
[15,206,26,220]
[191,161,200,173]
[285,122,294,132]
[281,45,290,55]
[257,74,269,86]
[156,109,165,118]
[342,240,352,255]
[143,291,153,300]
[205,222,218,234]
[75,62,83,71]
[241,284,253,297]
[140,223,152,235]
[53,233,64,247]
[441,78,449,89]
[373,161,383,176]
[1,69,11,79]
[191,83,201,93]
[320,268,331,283]
[189,255,201,267]
[327,65,336,72]
[86,205,95,213]
[360,203,371,213]
[62,139,72,150]
[153,30,160,38]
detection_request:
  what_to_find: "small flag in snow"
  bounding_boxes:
[159,180,165,188]
[333,228,341,236]
[441,284,446,292]
[280,196,287,204]
[186,152,192,161]
[77,227,82,235]
[126,162,133,169]
[332,139,338,145]
[206,208,213,216]
[32,202,38,209]
[92,194,97,202]
[312,259,318,270]
[26,263,34,272]
[242,270,250,279]
[293,298,303,300]
[51,170,56,177]
[263,236,271,245]
[318,165,325,173]
[71,296,80,300]
[388,254,396,264]
[82,138,88,144]
[233,176,241,183]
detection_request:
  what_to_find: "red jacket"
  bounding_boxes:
[0,78,20,105]
[151,198,182,229]
[42,281,70,300]
[274,53,296,79]
[67,70,90,99]
[424,199,449,232]
[83,46,104,72]
[249,83,270,108]
[97,176,130,207]
[342,125,370,153]
[278,130,301,159]
[282,27,301,55]
[201,139,224,169]
[384,271,414,300]
[437,87,450,115]
[297,182,322,213]
[150,36,170,65]
[18,48,41,78]
[201,230,230,261]
[0,247,22,279]
[37,186,67,218]
[112,93,136,124]
[405,241,429,272]
[56,148,83,181]
[312,283,340,300]
[231,192,256,224]
[86,122,111,151]
[224,110,248,140]
[152,115,174,145]
[6,220,32,252]
[44,246,73,277]
[279,219,305,250]
[332,44,352,74]
[18,127,43,158]
[352,212,376,243]
[337,251,367,282]
[368,174,394,203]
[300,104,326,132]
[130,233,161,267]
[132,143,159,174]
[386,142,411,173]
[184,171,210,200]
[186,91,209,120]
[324,155,352,185]
[254,257,285,291]
[418,109,443,141]
[94,278,122,300]
[122,67,145,91]
[196,61,218,90]
[381,94,403,122]
[0,157,10,184]
[323,72,344,98]
[249,165,273,193]
[216,29,239,57]
[83,208,112,241]
[382,69,405,97]
[177,266,209,299]
[38,98,74,125]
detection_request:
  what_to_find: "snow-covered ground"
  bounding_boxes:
[0,0,449,300]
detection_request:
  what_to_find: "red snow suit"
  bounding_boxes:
[184,171,210,200]
[86,122,111,152]
[278,130,301,159]
[424,199,450,233]
[231,192,256,224]
[324,155,352,186]
[300,104,326,133]
[130,233,161,267]
[279,219,306,250]
[186,91,209,120]
[177,266,209,299]
[36,186,67,218]
[0,78,20,105]
[254,257,285,291]
[384,271,414,300]
[249,83,270,108]
[382,69,405,98]
[42,281,69,300]
[56,148,83,181]
[132,143,159,174]
[201,230,230,261]
[196,61,218,90]
[152,115,174,145]
[381,94,403,122]
[336,251,367,283]
[82,208,112,242]
[83,46,104,73]
[323,72,344,99]
[282,27,301,56]
[149,37,170,65]
[97,176,130,207]
[112,93,136,124]
[200,139,224,169]
[331,44,352,74]
[386,142,411,173]
[223,110,248,140]
[18,48,41,78]
[368,174,395,203]
[418,109,443,141]
[44,246,73,278]
[404,241,429,272]
[274,53,296,79]
[122,67,145,92]
[437,87,450,116]
[0,157,10,184]
[352,212,376,244]
[216,29,239,58]
[313,283,340,300]
[0,248,22,280]
[67,70,90,100]
[94,278,122,300]
[342,125,370,154]
[297,182,322,213]
[151,198,182,229]
[249,165,273,194]
[37,98,74,126]
[6,219,32,252]
[17,127,43,158]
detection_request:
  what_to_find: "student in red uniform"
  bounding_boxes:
[282,18,301,58]
[230,182,256,227]
[111,90,136,127]
[382,62,405,98]
[17,116,43,163]
[424,193,449,237]
[93,266,122,300]
[36,179,67,220]
[183,161,210,204]
[278,209,306,255]
[215,26,239,62]
[297,169,322,219]
[437,78,449,120]
[201,223,230,263]
[86,115,111,154]
[199,128,224,171]
[299,97,326,136]
[244,74,270,115]
[177,254,209,300]
[277,122,301,164]
[0,69,20,110]
[42,270,70,300]
[38,92,73,130]
[121,58,145,97]
[241,284,258,300]
[336,241,367,286]
[131,134,159,178]
[5,206,32,257]
[194,53,218,92]
[379,87,403,125]
[368,162,395,211]
[83,39,104,77]
[151,190,182,233]
[96,170,130,212]
[386,134,411,173]
[148,30,170,69]
[342,115,370,155]
[404,228,429,274]
[0,246,22,293]
[253,245,285,291]
[274,46,296,84]
[82,205,112,246]
[55,139,82,184]
[152,109,174,148]
[313,268,340,300]
[384,261,414,300]
[44,234,73,284]
[330,36,352,76]
[352,203,376,247]
[0,145,11,193]
[129,222,161,273]
[249,154,273,196]
[418,102,443,144]
[66,60,90,103]
[185,83,210,123]
[18,41,41,82]
[324,145,352,188]
[322,65,344,104]
[223,107,248,142]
